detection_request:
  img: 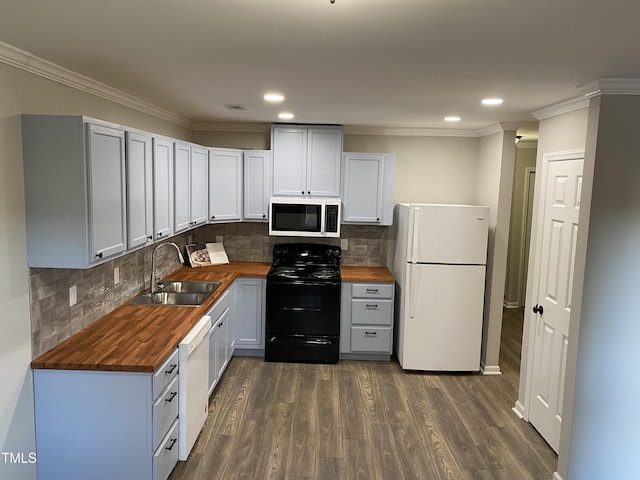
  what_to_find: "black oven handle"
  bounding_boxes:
[282,306,322,312]
[268,280,340,287]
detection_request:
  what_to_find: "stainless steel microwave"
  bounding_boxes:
[269,197,341,237]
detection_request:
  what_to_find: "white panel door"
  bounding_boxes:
[272,127,307,196]
[529,155,583,452]
[307,127,342,197]
[401,263,485,371]
[190,146,209,226]
[86,123,127,262]
[173,142,191,233]
[409,204,489,265]
[152,138,174,240]
[243,150,272,221]
[342,153,384,223]
[125,131,153,249]
[209,149,243,222]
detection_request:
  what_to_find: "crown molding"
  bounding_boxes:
[578,78,640,98]
[477,121,523,137]
[0,41,192,128]
[516,140,538,149]
[343,125,479,137]
[191,122,271,133]
[532,96,589,121]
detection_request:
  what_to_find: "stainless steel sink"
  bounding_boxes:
[157,281,220,294]
[129,281,220,306]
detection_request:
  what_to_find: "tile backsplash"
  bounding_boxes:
[29,223,389,357]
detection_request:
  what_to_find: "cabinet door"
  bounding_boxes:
[235,278,265,348]
[243,150,272,221]
[209,149,242,222]
[216,310,230,379]
[152,138,174,240]
[173,142,191,233]
[86,123,127,262]
[190,146,209,226]
[125,131,154,249]
[342,153,384,223]
[307,127,342,197]
[208,321,220,395]
[272,127,307,196]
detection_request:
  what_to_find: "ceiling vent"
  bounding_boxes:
[225,104,246,111]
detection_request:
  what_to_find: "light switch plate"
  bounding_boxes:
[114,266,120,285]
[341,239,348,250]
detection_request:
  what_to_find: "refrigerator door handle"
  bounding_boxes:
[410,207,420,263]
[409,264,419,318]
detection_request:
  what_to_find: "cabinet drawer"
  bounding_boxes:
[352,283,393,299]
[351,326,392,353]
[153,419,179,480]
[153,349,179,400]
[153,376,179,450]
[351,299,392,326]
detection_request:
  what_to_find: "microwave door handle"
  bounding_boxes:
[320,203,326,235]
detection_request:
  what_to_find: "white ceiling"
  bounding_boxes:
[1,0,639,135]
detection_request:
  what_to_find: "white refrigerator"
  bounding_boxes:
[393,203,489,371]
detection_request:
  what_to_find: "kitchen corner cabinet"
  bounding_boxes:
[243,150,272,221]
[234,278,266,352]
[209,148,243,222]
[125,130,154,250]
[152,136,174,240]
[341,152,395,225]
[207,284,236,396]
[174,142,209,233]
[271,125,343,197]
[340,282,395,360]
[33,349,180,480]
[22,115,127,268]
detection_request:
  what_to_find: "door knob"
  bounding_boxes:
[533,304,544,314]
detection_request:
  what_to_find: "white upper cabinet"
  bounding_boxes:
[243,150,272,221]
[125,130,154,250]
[173,142,191,233]
[152,137,174,241]
[190,146,209,227]
[22,115,127,268]
[209,148,243,222]
[341,153,395,225]
[272,125,343,197]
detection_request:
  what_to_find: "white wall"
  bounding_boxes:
[515,105,589,480]
[0,62,189,480]
[567,94,640,479]
[475,129,517,372]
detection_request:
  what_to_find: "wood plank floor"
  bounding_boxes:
[169,308,557,479]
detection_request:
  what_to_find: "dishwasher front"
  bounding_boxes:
[178,315,211,460]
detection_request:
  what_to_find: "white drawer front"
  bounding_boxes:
[154,419,179,480]
[351,326,392,353]
[352,283,393,299]
[351,299,392,326]
[153,375,179,450]
[153,349,179,400]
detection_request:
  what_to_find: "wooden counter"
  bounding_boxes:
[30,262,393,373]
[31,262,270,373]
[341,265,395,283]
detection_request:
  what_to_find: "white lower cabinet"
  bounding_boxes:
[33,349,180,480]
[207,284,236,395]
[340,282,395,359]
[234,277,266,352]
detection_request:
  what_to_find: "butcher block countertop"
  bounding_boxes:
[31,262,394,373]
[341,265,395,283]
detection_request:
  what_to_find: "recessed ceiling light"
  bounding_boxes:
[444,116,461,122]
[482,98,504,106]
[264,93,285,103]
[278,112,295,120]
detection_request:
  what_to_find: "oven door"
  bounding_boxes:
[266,280,340,336]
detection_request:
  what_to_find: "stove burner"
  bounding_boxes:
[311,268,339,279]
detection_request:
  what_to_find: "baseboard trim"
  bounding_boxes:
[480,363,502,375]
[503,300,520,308]
[512,401,525,419]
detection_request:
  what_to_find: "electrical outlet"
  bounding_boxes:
[69,285,77,307]
[341,239,348,250]
[114,266,120,285]
[216,235,223,244]
[187,234,193,244]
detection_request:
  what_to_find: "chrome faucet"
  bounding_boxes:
[150,242,185,294]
